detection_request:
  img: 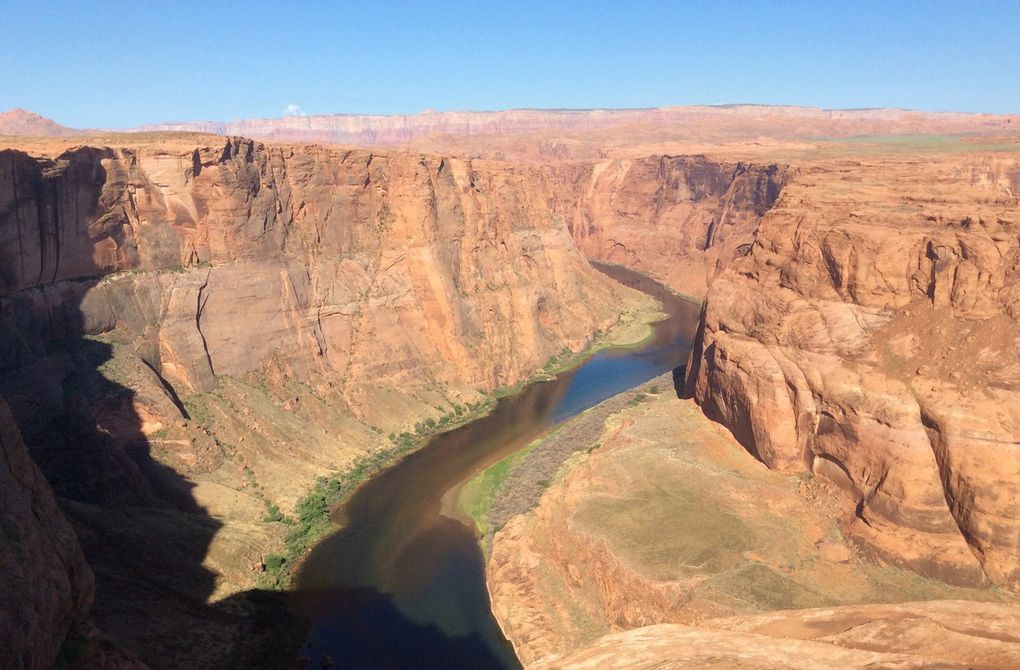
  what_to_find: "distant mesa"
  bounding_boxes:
[4,105,1020,145]
[0,108,78,137]
[128,105,1020,146]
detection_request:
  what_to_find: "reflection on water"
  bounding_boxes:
[291,264,701,669]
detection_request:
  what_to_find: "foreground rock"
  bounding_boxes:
[487,392,1018,668]
[534,600,1020,670]
[487,392,1013,666]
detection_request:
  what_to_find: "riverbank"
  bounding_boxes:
[455,375,672,546]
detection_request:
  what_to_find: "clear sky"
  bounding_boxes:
[2,0,1018,128]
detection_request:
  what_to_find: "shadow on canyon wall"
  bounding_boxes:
[0,279,302,669]
[1,274,526,670]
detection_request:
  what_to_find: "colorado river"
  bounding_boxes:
[291,264,701,669]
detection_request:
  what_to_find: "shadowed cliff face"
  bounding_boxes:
[0,396,93,670]
[0,276,304,668]
[685,154,1020,591]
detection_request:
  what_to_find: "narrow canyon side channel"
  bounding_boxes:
[290,264,701,669]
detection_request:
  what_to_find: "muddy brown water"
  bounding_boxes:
[290,264,701,669]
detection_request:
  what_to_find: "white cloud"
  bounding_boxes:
[282,103,305,117]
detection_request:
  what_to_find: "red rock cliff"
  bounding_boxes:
[0,136,648,666]
[1,138,633,399]
[569,155,787,296]
[686,154,1020,590]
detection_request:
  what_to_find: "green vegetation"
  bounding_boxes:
[262,500,288,523]
[264,399,498,589]
[629,392,648,406]
[457,436,544,537]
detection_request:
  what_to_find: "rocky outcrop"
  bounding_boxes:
[0,397,93,670]
[686,154,1020,590]
[487,392,1012,666]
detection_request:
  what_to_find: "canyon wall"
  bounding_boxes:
[1,139,637,417]
[569,155,787,296]
[479,146,1020,669]
[685,154,1020,591]
[0,137,646,666]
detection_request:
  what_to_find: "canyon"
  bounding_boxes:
[1,107,1019,669]
[480,135,1020,667]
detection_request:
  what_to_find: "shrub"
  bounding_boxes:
[263,501,285,523]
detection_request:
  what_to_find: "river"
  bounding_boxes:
[291,264,701,669]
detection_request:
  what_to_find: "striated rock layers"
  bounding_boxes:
[0,138,645,414]
[686,154,1020,591]
[0,137,642,666]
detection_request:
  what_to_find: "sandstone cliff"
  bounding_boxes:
[0,136,642,666]
[685,153,1020,591]
[569,156,786,296]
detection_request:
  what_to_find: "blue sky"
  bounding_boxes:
[2,1,1018,128]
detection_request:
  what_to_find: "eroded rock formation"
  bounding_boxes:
[532,601,1020,670]
[686,155,1020,590]
[0,136,644,666]
[487,391,1014,667]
